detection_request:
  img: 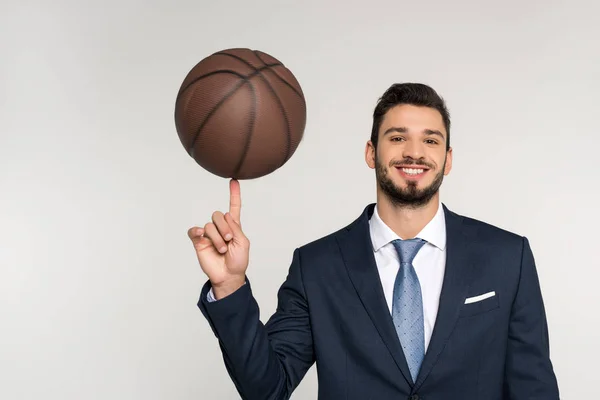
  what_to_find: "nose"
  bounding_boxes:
[402,138,424,160]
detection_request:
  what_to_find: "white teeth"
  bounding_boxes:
[402,168,424,175]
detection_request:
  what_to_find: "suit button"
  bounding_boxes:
[409,395,420,400]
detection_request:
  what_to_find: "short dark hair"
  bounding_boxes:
[370,83,451,151]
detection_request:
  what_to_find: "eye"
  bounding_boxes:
[425,139,438,145]
[391,136,405,142]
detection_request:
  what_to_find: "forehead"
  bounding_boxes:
[380,104,446,136]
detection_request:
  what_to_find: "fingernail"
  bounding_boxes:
[225,234,232,240]
[219,246,227,253]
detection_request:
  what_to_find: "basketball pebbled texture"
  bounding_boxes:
[174,48,306,179]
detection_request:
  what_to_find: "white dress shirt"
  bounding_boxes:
[368,202,447,352]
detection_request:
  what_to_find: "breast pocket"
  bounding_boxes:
[459,291,500,318]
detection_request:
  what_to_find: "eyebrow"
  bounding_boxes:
[383,126,445,140]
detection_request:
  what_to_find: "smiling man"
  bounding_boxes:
[192,83,560,399]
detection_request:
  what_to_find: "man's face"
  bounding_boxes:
[365,104,453,208]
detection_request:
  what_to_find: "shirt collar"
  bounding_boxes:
[369,201,447,252]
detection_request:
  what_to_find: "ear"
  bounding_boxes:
[365,140,376,169]
[444,147,453,175]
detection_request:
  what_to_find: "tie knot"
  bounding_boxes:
[392,238,426,264]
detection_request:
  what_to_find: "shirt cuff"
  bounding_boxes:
[206,281,246,302]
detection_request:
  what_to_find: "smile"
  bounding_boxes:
[394,166,430,179]
[401,168,425,175]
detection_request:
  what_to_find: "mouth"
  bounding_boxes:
[395,165,430,179]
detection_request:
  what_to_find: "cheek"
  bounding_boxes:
[430,150,448,167]
[375,147,390,164]
[380,145,402,161]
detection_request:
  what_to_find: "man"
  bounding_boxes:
[188,83,560,399]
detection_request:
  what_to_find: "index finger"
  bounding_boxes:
[229,178,241,223]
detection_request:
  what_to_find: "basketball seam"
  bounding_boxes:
[175,71,246,128]
[185,66,278,157]
[252,51,306,164]
[252,50,305,100]
[175,63,281,104]
[262,68,304,165]
[214,51,293,168]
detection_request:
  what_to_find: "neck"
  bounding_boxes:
[376,192,440,239]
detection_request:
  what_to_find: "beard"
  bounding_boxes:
[375,155,445,209]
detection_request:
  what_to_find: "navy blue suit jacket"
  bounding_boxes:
[198,204,559,399]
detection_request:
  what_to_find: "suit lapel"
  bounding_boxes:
[413,205,476,390]
[336,204,415,387]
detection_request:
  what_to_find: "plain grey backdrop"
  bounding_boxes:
[1,0,599,398]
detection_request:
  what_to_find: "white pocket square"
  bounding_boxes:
[465,291,496,304]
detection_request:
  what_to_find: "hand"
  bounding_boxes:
[188,179,249,299]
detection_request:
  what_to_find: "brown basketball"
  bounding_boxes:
[174,48,307,180]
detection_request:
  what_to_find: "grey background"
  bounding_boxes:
[1,0,598,398]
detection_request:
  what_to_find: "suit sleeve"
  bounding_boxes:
[197,248,315,400]
[503,237,560,399]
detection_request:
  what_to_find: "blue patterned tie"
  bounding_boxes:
[391,238,427,383]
